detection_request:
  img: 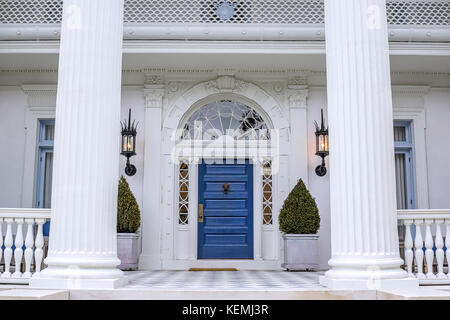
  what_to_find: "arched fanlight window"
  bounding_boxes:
[181,100,270,141]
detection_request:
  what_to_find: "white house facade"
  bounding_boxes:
[0,0,449,292]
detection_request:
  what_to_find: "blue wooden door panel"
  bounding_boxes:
[198,160,253,259]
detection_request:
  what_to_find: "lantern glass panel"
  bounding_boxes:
[319,135,324,152]
[122,135,128,153]
[128,135,135,152]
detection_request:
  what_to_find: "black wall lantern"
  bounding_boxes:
[314,109,329,177]
[121,108,138,176]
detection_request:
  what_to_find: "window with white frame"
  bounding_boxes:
[35,119,55,209]
[394,121,416,209]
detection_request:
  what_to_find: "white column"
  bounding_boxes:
[30,0,125,289]
[320,0,417,290]
[139,78,164,269]
[287,82,309,189]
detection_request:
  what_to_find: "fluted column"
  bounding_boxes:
[30,0,125,289]
[320,0,417,290]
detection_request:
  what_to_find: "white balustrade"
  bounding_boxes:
[398,209,450,285]
[0,209,51,284]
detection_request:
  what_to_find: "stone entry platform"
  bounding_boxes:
[2,271,450,300]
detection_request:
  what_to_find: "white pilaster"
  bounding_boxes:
[320,0,417,290]
[287,81,309,189]
[139,76,165,270]
[30,0,126,289]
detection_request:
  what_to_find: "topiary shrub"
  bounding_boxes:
[117,176,141,233]
[279,179,320,234]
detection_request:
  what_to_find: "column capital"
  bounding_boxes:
[287,88,309,109]
[144,73,165,109]
[143,87,165,109]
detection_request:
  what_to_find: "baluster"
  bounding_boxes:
[0,218,3,276]
[1,218,13,278]
[23,219,34,278]
[435,219,446,279]
[404,220,414,277]
[34,219,45,273]
[12,218,24,278]
[445,220,450,278]
[424,219,436,279]
[414,219,426,279]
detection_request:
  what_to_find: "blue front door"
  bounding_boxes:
[198,160,254,259]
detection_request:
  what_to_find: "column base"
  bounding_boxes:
[29,266,127,290]
[320,276,418,291]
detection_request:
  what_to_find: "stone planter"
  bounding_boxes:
[117,233,140,271]
[282,234,319,271]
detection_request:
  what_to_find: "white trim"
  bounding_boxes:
[1,40,450,56]
[287,86,309,189]
[20,85,56,208]
[139,85,164,270]
[160,77,289,269]
[392,85,430,209]
[1,23,449,42]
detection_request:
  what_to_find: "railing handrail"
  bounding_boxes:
[0,208,51,219]
[397,209,450,221]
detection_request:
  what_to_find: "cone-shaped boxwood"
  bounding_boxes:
[279,179,320,234]
[117,176,141,233]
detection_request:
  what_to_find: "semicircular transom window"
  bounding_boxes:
[182,100,270,141]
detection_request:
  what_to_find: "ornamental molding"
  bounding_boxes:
[287,89,309,109]
[392,85,430,95]
[392,85,430,110]
[21,84,57,109]
[203,76,249,93]
[145,73,165,85]
[143,73,165,108]
[143,88,165,109]
[163,78,290,139]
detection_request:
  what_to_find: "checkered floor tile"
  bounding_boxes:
[123,270,324,290]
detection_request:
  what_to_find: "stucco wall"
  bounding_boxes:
[119,87,146,215]
[425,89,450,209]
[306,87,331,270]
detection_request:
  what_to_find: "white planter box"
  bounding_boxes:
[117,233,140,271]
[282,234,319,271]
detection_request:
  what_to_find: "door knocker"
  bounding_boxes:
[222,183,230,194]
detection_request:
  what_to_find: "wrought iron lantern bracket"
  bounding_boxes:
[120,108,138,176]
[314,109,329,177]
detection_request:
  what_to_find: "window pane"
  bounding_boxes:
[182,100,270,141]
[44,124,55,141]
[394,126,406,142]
[395,153,408,209]
[262,160,273,225]
[178,162,189,225]
[43,152,53,208]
